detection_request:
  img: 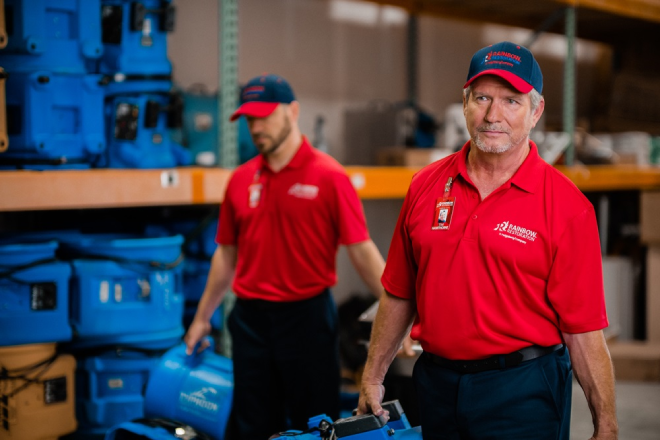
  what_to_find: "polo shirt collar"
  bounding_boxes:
[454,140,544,194]
[257,136,313,173]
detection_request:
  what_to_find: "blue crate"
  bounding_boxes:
[0,0,103,74]
[144,341,233,440]
[98,0,174,76]
[103,92,192,168]
[60,234,185,347]
[2,71,105,167]
[0,240,73,346]
[72,346,173,437]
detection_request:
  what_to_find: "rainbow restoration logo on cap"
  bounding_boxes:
[464,41,543,94]
[229,74,296,121]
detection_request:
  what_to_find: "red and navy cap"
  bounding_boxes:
[229,74,296,121]
[464,41,543,94]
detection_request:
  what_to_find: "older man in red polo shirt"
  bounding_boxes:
[184,74,386,440]
[358,42,618,440]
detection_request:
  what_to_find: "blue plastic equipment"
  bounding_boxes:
[0,0,103,74]
[103,91,191,168]
[1,71,106,168]
[98,0,174,76]
[0,240,72,346]
[61,234,185,348]
[272,400,422,440]
[143,341,233,440]
[72,346,173,438]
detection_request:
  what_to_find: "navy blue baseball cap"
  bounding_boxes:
[464,41,543,94]
[230,74,296,121]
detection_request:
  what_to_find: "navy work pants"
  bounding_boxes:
[413,346,573,440]
[226,289,340,440]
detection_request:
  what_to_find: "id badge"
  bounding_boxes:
[248,183,262,208]
[432,196,455,230]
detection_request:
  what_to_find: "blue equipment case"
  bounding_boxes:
[272,400,422,440]
[143,341,233,440]
[104,418,213,440]
[2,71,106,168]
[0,240,72,346]
[0,0,103,74]
[98,0,174,76]
[60,234,185,348]
[104,91,191,168]
[72,346,173,437]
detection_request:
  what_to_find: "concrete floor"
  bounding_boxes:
[570,380,660,439]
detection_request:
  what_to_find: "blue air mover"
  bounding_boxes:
[0,0,103,74]
[272,400,421,440]
[104,91,191,168]
[0,240,72,346]
[104,418,213,440]
[99,0,174,76]
[61,234,185,348]
[1,71,105,169]
[72,346,172,438]
[143,341,233,440]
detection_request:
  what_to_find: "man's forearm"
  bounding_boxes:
[194,245,236,322]
[346,239,386,299]
[563,330,618,439]
[362,291,416,384]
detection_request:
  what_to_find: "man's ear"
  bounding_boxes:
[532,98,545,128]
[288,101,300,122]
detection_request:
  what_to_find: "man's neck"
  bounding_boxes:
[266,130,303,172]
[466,140,530,199]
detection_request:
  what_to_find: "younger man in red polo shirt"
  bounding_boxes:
[184,74,386,440]
[358,42,618,440]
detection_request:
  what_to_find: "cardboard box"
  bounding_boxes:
[641,191,660,244]
[647,246,660,342]
[376,147,452,167]
[608,341,660,381]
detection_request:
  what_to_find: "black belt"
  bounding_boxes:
[424,344,563,374]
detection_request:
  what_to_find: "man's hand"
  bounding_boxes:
[357,383,388,420]
[183,318,212,355]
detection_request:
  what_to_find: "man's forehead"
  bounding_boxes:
[471,76,526,95]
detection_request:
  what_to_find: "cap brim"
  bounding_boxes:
[463,69,533,93]
[229,102,279,122]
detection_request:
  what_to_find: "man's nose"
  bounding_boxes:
[484,101,503,122]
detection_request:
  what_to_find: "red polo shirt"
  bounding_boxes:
[217,137,369,302]
[382,141,608,360]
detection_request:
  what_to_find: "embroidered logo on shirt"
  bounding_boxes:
[288,183,319,200]
[494,221,538,244]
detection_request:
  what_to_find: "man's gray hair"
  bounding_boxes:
[463,84,543,111]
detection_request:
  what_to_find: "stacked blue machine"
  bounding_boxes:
[0,240,72,346]
[272,400,422,440]
[60,233,185,348]
[99,0,190,168]
[0,0,106,168]
[56,231,184,437]
[103,341,233,440]
[0,0,190,169]
[73,347,167,438]
[146,219,222,330]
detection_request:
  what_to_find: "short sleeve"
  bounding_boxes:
[547,206,609,333]
[334,172,370,245]
[381,185,417,300]
[215,178,238,245]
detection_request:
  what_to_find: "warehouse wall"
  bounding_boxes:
[168,0,612,303]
